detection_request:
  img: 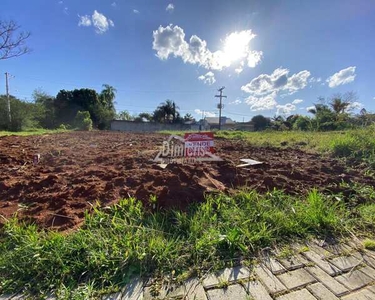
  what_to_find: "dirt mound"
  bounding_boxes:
[0,131,373,231]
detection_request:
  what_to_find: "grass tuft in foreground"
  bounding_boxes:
[0,188,372,298]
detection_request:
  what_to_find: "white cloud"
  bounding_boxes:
[245,92,277,111]
[78,15,92,27]
[133,9,139,14]
[292,99,303,104]
[276,103,296,115]
[78,11,114,34]
[58,1,63,4]
[241,67,311,97]
[235,66,244,74]
[348,101,363,111]
[247,50,263,68]
[152,24,262,71]
[229,99,242,105]
[326,66,356,88]
[166,3,175,13]
[194,109,216,118]
[111,2,117,7]
[306,106,315,112]
[198,71,216,85]
[63,7,69,15]
[92,10,114,34]
[241,68,310,112]
[309,77,322,83]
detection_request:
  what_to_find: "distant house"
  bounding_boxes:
[205,116,236,130]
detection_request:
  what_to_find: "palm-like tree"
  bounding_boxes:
[154,100,179,123]
[330,97,350,115]
[100,84,117,110]
[184,113,194,122]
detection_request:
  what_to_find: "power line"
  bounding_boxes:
[215,86,227,130]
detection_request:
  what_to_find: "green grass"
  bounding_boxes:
[1,188,370,299]
[363,239,375,250]
[163,127,375,160]
[0,128,69,137]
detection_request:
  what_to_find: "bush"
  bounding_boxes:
[293,116,311,131]
[331,127,375,162]
[75,111,93,131]
[0,96,39,131]
[251,115,271,131]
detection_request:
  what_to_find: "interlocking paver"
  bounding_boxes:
[341,289,375,300]
[368,284,375,294]
[307,282,339,300]
[279,254,308,271]
[254,265,286,294]
[121,278,144,300]
[277,268,316,290]
[206,284,248,300]
[329,255,361,272]
[185,278,208,300]
[303,250,340,276]
[353,251,375,268]
[202,266,251,288]
[261,257,285,274]
[359,265,375,280]
[275,289,317,300]
[243,280,273,300]
[306,266,349,296]
[103,292,121,300]
[307,242,332,258]
[146,284,185,299]
[324,243,353,256]
[335,269,373,291]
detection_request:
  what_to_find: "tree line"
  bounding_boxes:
[0,86,196,131]
[116,100,194,124]
[250,92,374,131]
[0,85,117,131]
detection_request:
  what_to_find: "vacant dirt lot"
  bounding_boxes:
[0,131,373,231]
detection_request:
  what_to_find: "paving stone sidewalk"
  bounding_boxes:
[2,239,375,299]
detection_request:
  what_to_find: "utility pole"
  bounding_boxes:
[5,72,11,124]
[215,86,227,130]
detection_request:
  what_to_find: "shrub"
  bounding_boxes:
[331,127,375,161]
[293,116,311,131]
[75,111,93,131]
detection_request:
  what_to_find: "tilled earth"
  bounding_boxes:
[0,131,373,231]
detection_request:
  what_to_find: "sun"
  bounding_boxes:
[222,30,255,63]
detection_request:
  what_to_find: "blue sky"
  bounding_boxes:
[2,0,375,121]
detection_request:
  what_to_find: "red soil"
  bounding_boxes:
[0,131,373,231]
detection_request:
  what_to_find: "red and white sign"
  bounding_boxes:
[184,132,215,157]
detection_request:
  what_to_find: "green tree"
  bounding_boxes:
[116,110,133,121]
[329,92,357,115]
[251,115,271,131]
[183,113,195,122]
[308,103,336,131]
[75,111,93,131]
[32,88,56,129]
[100,84,117,110]
[138,112,153,122]
[293,115,312,131]
[0,95,36,131]
[153,100,180,123]
[54,87,116,129]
